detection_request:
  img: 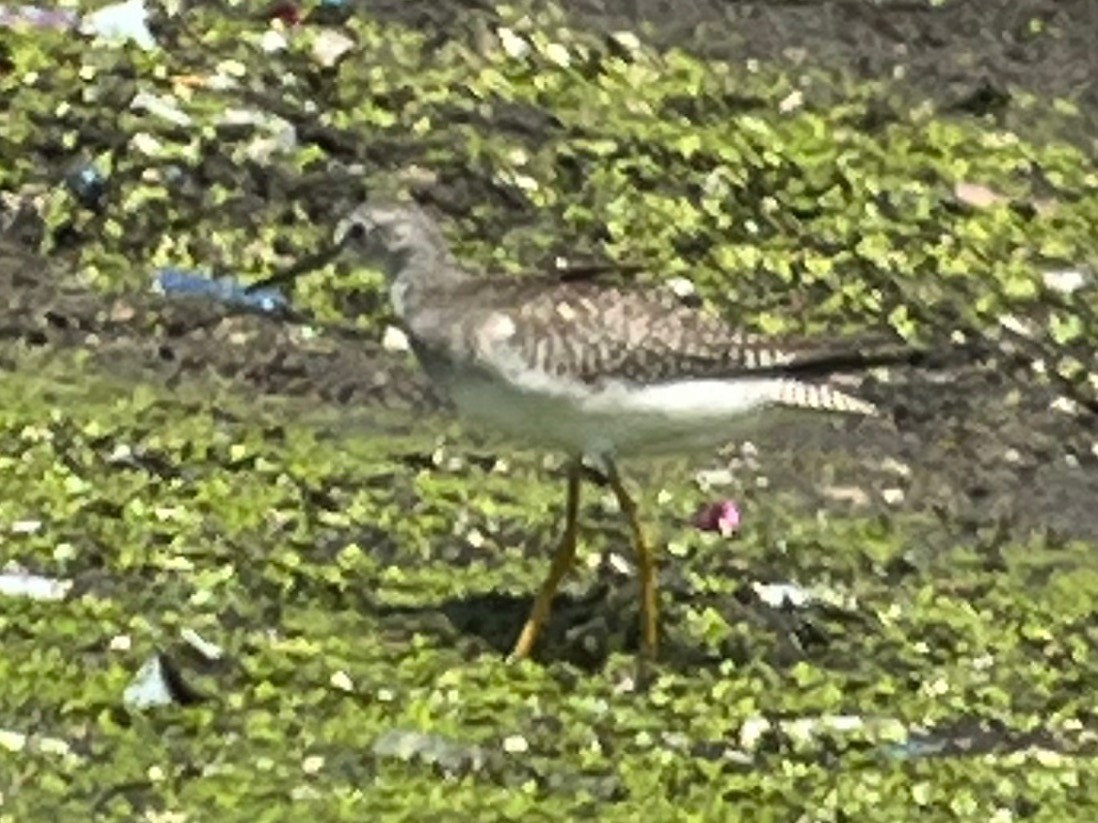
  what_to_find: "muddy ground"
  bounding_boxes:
[3,0,1096,539]
[2,1,1098,818]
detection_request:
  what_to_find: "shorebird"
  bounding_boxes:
[253,197,928,661]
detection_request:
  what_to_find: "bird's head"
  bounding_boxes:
[332,198,454,283]
[243,197,464,318]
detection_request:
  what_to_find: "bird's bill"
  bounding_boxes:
[243,233,354,295]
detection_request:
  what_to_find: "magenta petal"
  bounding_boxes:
[694,500,741,536]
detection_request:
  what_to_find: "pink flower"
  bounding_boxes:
[693,500,741,537]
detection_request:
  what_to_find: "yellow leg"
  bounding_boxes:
[509,461,582,661]
[604,460,659,658]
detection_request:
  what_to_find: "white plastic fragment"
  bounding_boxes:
[880,457,912,478]
[0,5,79,30]
[1042,267,1090,295]
[0,570,72,601]
[312,29,355,68]
[10,519,42,535]
[606,552,633,576]
[0,727,80,762]
[80,0,156,50]
[998,313,1038,339]
[260,29,288,53]
[1050,396,1081,416]
[123,655,178,709]
[752,581,812,608]
[180,628,223,661]
[130,91,193,127]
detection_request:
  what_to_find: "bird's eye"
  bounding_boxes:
[343,220,368,242]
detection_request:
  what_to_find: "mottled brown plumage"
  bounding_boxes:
[331,199,914,419]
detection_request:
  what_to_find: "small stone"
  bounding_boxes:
[610,31,641,52]
[778,89,804,113]
[1050,396,1081,416]
[329,670,354,692]
[614,676,636,695]
[820,485,870,506]
[215,59,248,79]
[953,181,1007,209]
[881,488,905,506]
[695,468,734,489]
[667,276,696,299]
[501,735,529,754]
[108,300,137,323]
[382,325,410,352]
[739,716,771,750]
[130,132,164,156]
[261,30,289,53]
[497,27,530,59]
[606,553,632,576]
[312,29,355,68]
[880,457,912,478]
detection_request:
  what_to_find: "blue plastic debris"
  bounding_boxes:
[154,268,290,315]
[65,164,107,208]
[312,0,352,25]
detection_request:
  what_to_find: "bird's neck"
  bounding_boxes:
[388,245,469,321]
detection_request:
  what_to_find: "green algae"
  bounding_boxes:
[2,1,1098,820]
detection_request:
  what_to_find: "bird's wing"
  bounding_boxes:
[411,276,921,388]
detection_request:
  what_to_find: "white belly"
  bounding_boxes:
[445,372,786,458]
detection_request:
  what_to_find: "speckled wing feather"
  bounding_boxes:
[407,275,917,389]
